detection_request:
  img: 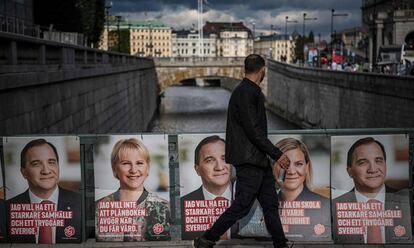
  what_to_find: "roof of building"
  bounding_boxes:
[106,19,171,29]
[257,33,290,41]
[203,22,252,37]
[172,29,217,38]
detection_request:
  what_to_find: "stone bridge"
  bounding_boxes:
[153,57,244,91]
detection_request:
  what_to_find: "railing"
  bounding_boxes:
[394,9,414,18]
[153,56,245,67]
[0,32,153,73]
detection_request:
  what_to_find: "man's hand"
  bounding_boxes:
[276,154,290,170]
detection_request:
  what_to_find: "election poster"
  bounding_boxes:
[331,135,412,244]
[3,136,81,244]
[238,135,332,241]
[93,134,170,241]
[179,133,234,240]
[0,148,5,242]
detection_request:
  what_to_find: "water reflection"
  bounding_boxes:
[150,85,298,132]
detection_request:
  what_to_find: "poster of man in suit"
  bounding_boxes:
[179,134,234,240]
[331,135,412,244]
[0,154,5,242]
[3,136,81,244]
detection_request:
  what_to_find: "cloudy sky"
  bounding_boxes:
[109,0,362,40]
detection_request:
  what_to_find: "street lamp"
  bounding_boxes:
[105,1,112,51]
[285,16,298,39]
[302,13,317,63]
[251,22,255,40]
[331,9,348,44]
[115,15,122,52]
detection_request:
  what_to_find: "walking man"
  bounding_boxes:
[193,54,291,248]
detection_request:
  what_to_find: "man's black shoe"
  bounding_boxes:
[275,241,294,248]
[192,236,216,248]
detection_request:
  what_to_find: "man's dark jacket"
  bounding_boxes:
[226,78,283,167]
[6,187,81,243]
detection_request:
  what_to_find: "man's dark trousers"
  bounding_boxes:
[203,162,287,247]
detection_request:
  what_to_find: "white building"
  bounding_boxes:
[254,34,295,63]
[204,22,253,57]
[171,30,217,57]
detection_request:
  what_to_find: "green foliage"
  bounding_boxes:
[109,30,130,53]
[77,0,105,46]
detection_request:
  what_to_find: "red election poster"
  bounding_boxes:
[331,135,412,244]
[93,135,170,241]
[179,134,234,240]
[237,135,332,241]
[0,153,5,242]
[3,136,81,244]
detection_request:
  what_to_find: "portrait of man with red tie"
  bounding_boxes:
[332,136,412,244]
[5,138,81,244]
[180,135,234,240]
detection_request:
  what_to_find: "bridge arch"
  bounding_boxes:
[405,31,414,45]
[154,58,244,91]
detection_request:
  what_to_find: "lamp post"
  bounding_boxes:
[302,13,317,63]
[331,9,348,44]
[251,22,255,40]
[330,9,348,63]
[285,16,297,39]
[105,1,112,51]
[115,15,122,52]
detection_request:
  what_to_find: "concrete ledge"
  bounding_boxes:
[0,239,413,247]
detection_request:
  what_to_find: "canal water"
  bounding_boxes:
[150,85,299,132]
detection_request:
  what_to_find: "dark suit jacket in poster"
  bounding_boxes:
[6,187,82,243]
[332,186,412,244]
[181,187,205,240]
[181,186,236,240]
[0,199,5,242]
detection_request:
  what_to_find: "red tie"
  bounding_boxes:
[38,200,53,244]
[366,199,383,244]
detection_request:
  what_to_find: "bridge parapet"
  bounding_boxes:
[267,60,414,128]
[154,57,245,67]
[0,32,158,135]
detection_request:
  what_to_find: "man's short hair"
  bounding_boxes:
[20,139,59,168]
[244,54,265,74]
[346,137,386,167]
[194,135,225,165]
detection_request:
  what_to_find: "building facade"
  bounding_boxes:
[171,29,217,57]
[0,0,34,35]
[203,22,253,57]
[362,0,414,63]
[254,34,295,63]
[100,19,172,57]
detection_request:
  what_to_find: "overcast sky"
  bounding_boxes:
[108,0,362,40]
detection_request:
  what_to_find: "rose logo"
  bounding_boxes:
[153,223,164,235]
[64,226,75,238]
[394,225,406,237]
[314,224,325,235]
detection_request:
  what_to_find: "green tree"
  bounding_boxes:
[109,30,130,53]
[307,31,314,43]
[33,0,105,47]
[294,35,304,62]
[77,0,105,46]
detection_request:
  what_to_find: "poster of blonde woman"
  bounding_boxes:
[3,136,81,244]
[93,135,170,241]
[331,135,412,244]
[238,135,332,241]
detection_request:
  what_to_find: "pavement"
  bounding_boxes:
[1,239,414,248]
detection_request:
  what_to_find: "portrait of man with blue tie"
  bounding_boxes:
[5,138,81,244]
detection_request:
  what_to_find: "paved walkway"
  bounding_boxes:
[1,239,414,248]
